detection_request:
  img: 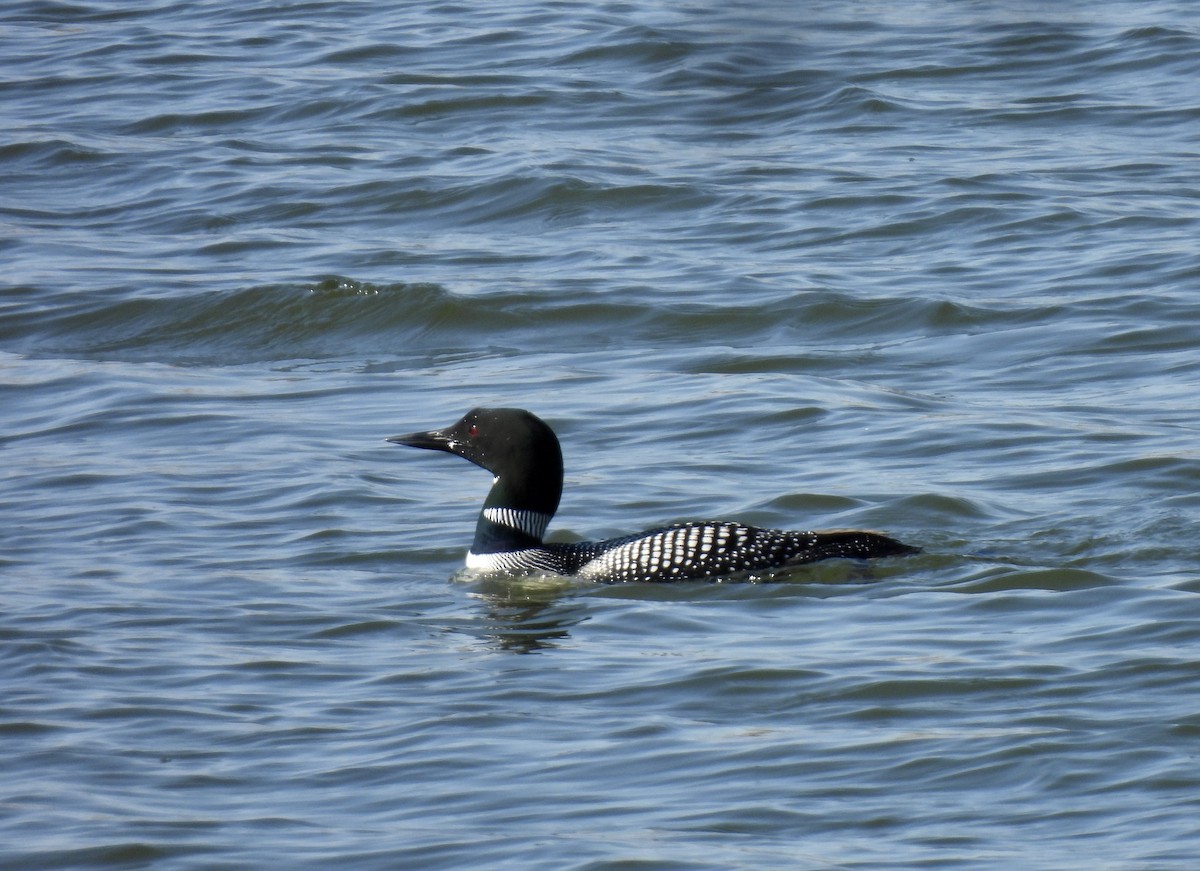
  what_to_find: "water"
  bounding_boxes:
[3,1,1200,867]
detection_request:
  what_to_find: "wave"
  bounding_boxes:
[3,276,1061,367]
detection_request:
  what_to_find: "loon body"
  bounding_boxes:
[389,408,917,583]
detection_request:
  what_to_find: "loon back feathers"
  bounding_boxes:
[388,407,918,583]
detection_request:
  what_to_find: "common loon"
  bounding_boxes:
[388,407,918,583]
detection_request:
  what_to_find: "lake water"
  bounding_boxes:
[3,1,1200,868]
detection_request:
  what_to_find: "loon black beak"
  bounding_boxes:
[386,427,457,453]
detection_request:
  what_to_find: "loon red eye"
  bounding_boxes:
[468,424,479,437]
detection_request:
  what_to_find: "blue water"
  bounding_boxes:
[4,1,1200,868]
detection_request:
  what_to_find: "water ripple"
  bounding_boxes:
[5,2,1200,868]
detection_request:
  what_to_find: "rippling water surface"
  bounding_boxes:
[4,1,1200,868]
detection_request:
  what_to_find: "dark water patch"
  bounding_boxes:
[890,493,1000,524]
[10,278,1031,364]
[0,137,117,167]
[388,90,553,122]
[14,842,185,869]
[317,41,425,66]
[954,567,1119,594]
[556,25,695,68]
[310,619,409,640]
[0,280,433,363]
[10,1,167,24]
[759,491,863,517]
[120,105,277,137]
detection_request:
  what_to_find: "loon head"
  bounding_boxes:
[387,407,564,520]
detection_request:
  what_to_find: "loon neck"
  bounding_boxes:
[471,506,552,554]
[471,475,556,554]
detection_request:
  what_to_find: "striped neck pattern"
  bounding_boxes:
[482,507,551,541]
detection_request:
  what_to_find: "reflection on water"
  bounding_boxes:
[463,575,588,653]
[456,557,921,652]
